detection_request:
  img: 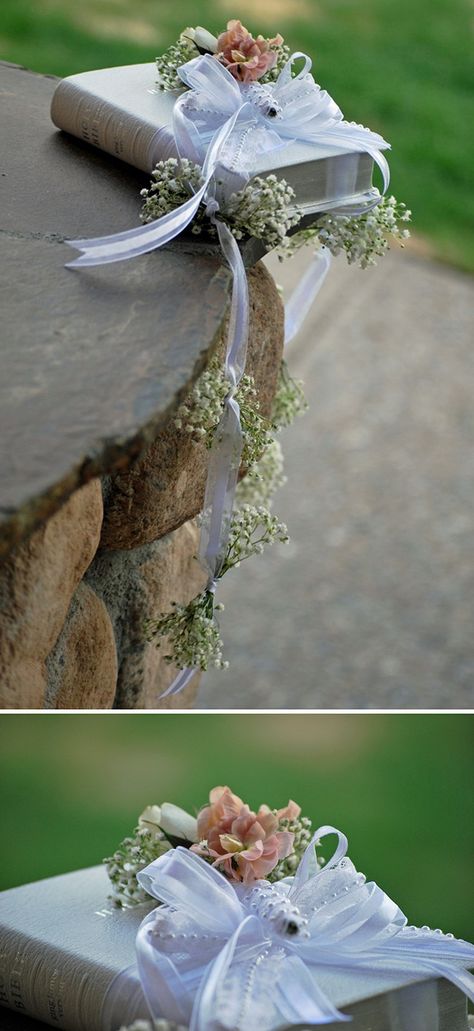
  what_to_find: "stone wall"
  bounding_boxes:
[0,263,284,709]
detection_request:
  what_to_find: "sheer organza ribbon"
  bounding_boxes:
[102,826,474,1030]
[65,54,389,698]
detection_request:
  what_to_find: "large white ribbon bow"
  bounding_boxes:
[132,826,474,1030]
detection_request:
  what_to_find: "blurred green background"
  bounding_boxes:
[1,0,474,272]
[1,714,473,943]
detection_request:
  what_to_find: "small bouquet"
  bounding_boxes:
[141,18,411,263]
[105,792,474,1031]
[106,785,313,907]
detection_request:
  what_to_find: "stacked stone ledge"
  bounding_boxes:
[0,263,284,709]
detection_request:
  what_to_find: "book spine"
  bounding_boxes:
[50,80,170,173]
[0,923,139,1031]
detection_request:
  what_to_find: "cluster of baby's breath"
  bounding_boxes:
[140,158,204,223]
[238,376,273,465]
[155,36,197,90]
[119,1021,187,1031]
[145,589,227,672]
[173,357,271,464]
[271,359,308,431]
[284,196,411,269]
[105,826,170,907]
[220,504,289,574]
[236,439,286,508]
[317,195,411,267]
[269,813,314,882]
[261,41,292,82]
[223,175,301,249]
[146,507,288,671]
[141,162,301,250]
[174,355,228,442]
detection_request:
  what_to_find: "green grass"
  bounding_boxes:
[1,0,473,271]
[1,714,473,943]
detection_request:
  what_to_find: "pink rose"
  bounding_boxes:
[192,786,295,884]
[215,20,283,83]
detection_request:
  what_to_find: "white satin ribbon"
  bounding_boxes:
[284,246,332,345]
[116,826,474,1030]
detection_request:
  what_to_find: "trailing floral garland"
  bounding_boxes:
[106,786,314,908]
[144,358,308,670]
[139,19,412,676]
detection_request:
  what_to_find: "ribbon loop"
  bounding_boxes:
[138,846,244,935]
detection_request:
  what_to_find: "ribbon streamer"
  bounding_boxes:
[122,826,474,1030]
[65,52,390,699]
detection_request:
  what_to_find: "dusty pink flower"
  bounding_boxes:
[215,20,283,83]
[275,799,301,821]
[196,786,244,841]
[192,786,295,884]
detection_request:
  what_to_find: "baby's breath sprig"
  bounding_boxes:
[235,439,286,509]
[220,504,289,574]
[145,506,288,671]
[145,589,227,671]
[269,813,315,881]
[271,359,308,431]
[105,826,170,907]
[238,376,273,465]
[173,356,272,465]
[155,36,197,90]
[262,40,292,82]
[140,158,205,224]
[173,355,228,442]
[283,195,411,269]
[317,195,411,268]
[223,175,301,250]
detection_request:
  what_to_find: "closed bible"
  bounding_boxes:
[0,866,469,1031]
[50,63,375,215]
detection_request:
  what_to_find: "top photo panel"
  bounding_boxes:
[1,2,473,710]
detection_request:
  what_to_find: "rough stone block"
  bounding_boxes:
[86,519,207,708]
[0,479,103,708]
[45,581,118,708]
[0,63,232,562]
[100,262,284,550]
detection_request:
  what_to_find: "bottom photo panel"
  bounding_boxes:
[0,713,473,1031]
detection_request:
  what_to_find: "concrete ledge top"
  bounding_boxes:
[0,62,235,559]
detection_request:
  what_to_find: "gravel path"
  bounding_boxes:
[197,247,474,710]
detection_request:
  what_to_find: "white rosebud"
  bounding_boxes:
[160,802,198,843]
[138,804,162,833]
[181,26,218,53]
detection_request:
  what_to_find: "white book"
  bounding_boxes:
[0,867,469,1031]
[50,64,375,215]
